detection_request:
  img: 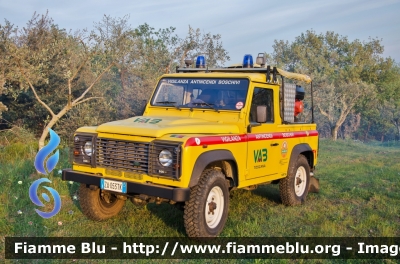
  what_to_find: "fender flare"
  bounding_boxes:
[189,150,237,188]
[288,143,314,173]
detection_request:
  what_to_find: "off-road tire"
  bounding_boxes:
[280,154,310,206]
[184,169,229,237]
[79,184,125,221]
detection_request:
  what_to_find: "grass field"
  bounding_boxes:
[1,139,399,263]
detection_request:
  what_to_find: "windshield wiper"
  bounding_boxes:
[192,102,220,113]
[156,101,182,110]
[156,101,176,105]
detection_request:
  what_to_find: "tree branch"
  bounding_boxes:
[317,104,330,119]
[70,55,90,82]
[73,96,103,106]
[72,62,114,105]
[68,55,90,106]
[18,66,55,117]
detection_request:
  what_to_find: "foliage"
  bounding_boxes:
[353,63,400,142]
[1,12,399,142]
[111,23,177,119]
[0,21,17,118]
[0,125,37,162]
[271,30,392,140]
[106,23,231,119]
[174,25,230,68]
[377,64,400,139]
[0,13,230,144]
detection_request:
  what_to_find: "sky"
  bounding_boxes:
[1,0,399,64]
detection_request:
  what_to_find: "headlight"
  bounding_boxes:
[159,149,172,166]
[83,141,93,156]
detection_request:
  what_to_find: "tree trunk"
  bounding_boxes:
[120,67,127,91]
[38,105,71,149]
[331,109,352,141]
[364,122,371,141]
[39,123,56,150]
[395,120,400,140]
[331,126,339,141]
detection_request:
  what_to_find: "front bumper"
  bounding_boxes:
[62,169,190,202]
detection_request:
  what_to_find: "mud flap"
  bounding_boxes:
[308,177,320,193]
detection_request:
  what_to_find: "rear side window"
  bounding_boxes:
[250,88,274,123]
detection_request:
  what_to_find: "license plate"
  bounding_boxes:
[100,179,127,193]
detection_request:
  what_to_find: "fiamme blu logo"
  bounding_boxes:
[29,128,62,219]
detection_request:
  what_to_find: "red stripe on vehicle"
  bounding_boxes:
[185,130,318,147]
[247,130,319,142]
[185,134,247,147]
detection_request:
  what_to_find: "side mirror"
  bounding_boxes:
[256,105,267,123]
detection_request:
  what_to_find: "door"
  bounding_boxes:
[246,86,282,180]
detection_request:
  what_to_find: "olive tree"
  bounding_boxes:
[271,30,389,140]
[174,25,230,69]
[0,21,16,119]
[114,24,230,119]
[2,13,231,144]
[6,13,132,149]
[377,64,400,140]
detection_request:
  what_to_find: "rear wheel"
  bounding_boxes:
[184,169,229,237]
[280,155,310,206]
[79,184,125,220]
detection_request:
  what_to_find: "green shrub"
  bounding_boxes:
[0,126,37,163]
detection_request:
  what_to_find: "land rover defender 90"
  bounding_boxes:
[63,53,319,237]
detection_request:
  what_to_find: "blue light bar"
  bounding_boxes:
[243,54,253,68]
[196,56,206,68]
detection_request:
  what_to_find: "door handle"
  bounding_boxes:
[270,143,279,147]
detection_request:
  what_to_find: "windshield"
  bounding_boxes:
[151,78,249,110]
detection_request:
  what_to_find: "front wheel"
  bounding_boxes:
[184,169,229,237]
[279,155,310,206]
[79,184,125,221]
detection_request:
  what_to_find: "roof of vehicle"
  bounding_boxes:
[164,72,268,83]
[169,66,312,84]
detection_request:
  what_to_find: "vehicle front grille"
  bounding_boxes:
[96,138,182,179]
[96,138,149,173]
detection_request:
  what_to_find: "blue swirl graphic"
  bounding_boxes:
[34,128,60,175]
[29,178,61,219]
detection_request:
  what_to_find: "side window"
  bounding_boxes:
[250,88,274,123]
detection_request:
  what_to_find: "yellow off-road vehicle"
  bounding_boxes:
[63,54,319,237]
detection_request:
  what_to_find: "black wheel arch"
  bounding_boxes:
[289,143,314,173]
[189,150,238,188]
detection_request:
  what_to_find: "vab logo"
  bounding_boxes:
[30,128,61,218]
[253,148,268,163]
